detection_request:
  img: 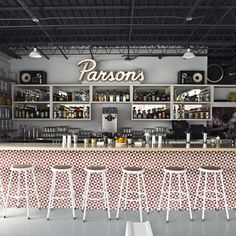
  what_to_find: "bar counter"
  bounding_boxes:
[0,143,235,210]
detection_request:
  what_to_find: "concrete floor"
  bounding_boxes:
[0,208,235,236]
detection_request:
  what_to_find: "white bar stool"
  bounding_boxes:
[4,164,40,219]
[82,166,110,221]
[158,166,192,222]
[194,166,229,220]
[116,167,149,222]
[47,165,76,220]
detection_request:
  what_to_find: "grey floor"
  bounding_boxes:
[1,208,235,236]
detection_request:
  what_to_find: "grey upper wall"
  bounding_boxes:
[9,55,207,84]
[9,55,208,131]
[0,54,10,77]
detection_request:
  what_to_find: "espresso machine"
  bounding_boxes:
[102,107,117,132]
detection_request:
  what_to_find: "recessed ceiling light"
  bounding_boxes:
[32,18,40,23]
[185,16,193,22]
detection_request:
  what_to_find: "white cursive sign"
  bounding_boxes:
[78,59,144,82]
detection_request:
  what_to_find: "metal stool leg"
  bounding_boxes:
[178,174,182,209]
[137,174,143,222]
[16,173,21,207]
[202,172,208,221]
[102,172,110,219]
[141,173,149,213]
[166,173,172,222]
[116,172,125,219]
[220,173,229,220]
[47,172,56,220]
[124,174,129,210]
[194,171,202,210]
[4,170,13,218]
[158,172,167,211]
[68,171,76,219]
[214,173,219,209]
[24,171,30,219]
[184,173,193,220]
[83,172,90,222]
[82,172,90,212]
[0,177,5,207]
[32,169,41,209]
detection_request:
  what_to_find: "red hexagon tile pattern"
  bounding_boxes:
[0,150,235,210]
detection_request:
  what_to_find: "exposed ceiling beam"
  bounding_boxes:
[37,48,50,60]
[0,5,235,11]
[0,45,21,59]
[1,23,236,29]
[17,0,68,59]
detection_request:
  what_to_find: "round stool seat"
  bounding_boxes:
[52,165,73,172]
[11,164,33,171]
[199,166,222,173]
[85,166,106,173]
[123,167,144,174]
[164,166,186,173]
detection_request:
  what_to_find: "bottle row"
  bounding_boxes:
[133,89,170,102]
[0,108,11,119]
[15,89,49,102]
[93,89,130,102]
[173,105,210,120]
[0,80,12,94]
[133,106,170,119]
[53,89,89,102]
[53,105,90,119]
[14,105,50,119]
[0,120,15,131]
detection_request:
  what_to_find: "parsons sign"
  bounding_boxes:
[78,59,144,82]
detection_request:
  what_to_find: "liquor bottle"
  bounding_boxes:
[147,109,151,119]
[143,92,147,101]
[25,109,30,119]
[113,90,116,102]
[53,107,58,119]
[147,90,152,101]
[125,89,130,102]
[153,109,157,119]
[133,89,138,101]
[137,93,143,101]
[106,90,110,102]
[30,108,35,118]
[142,110,147,119]
[120,91,123,102]
[173,106,177,119]
[155,90,160,101]
[35,108,40,118]
[83,106,89,118]
[15,107,19,118]
[40,108,45,118]
[109,91,114,102]
[137,110,142,119]
[151,90,156,101]
[67,92,72,101]
[116,92,120,102]
[94,92,99,101]
[78,107,83,118]
[44,107,49,118]
[133,107,137,119]
[123,92,126,102]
